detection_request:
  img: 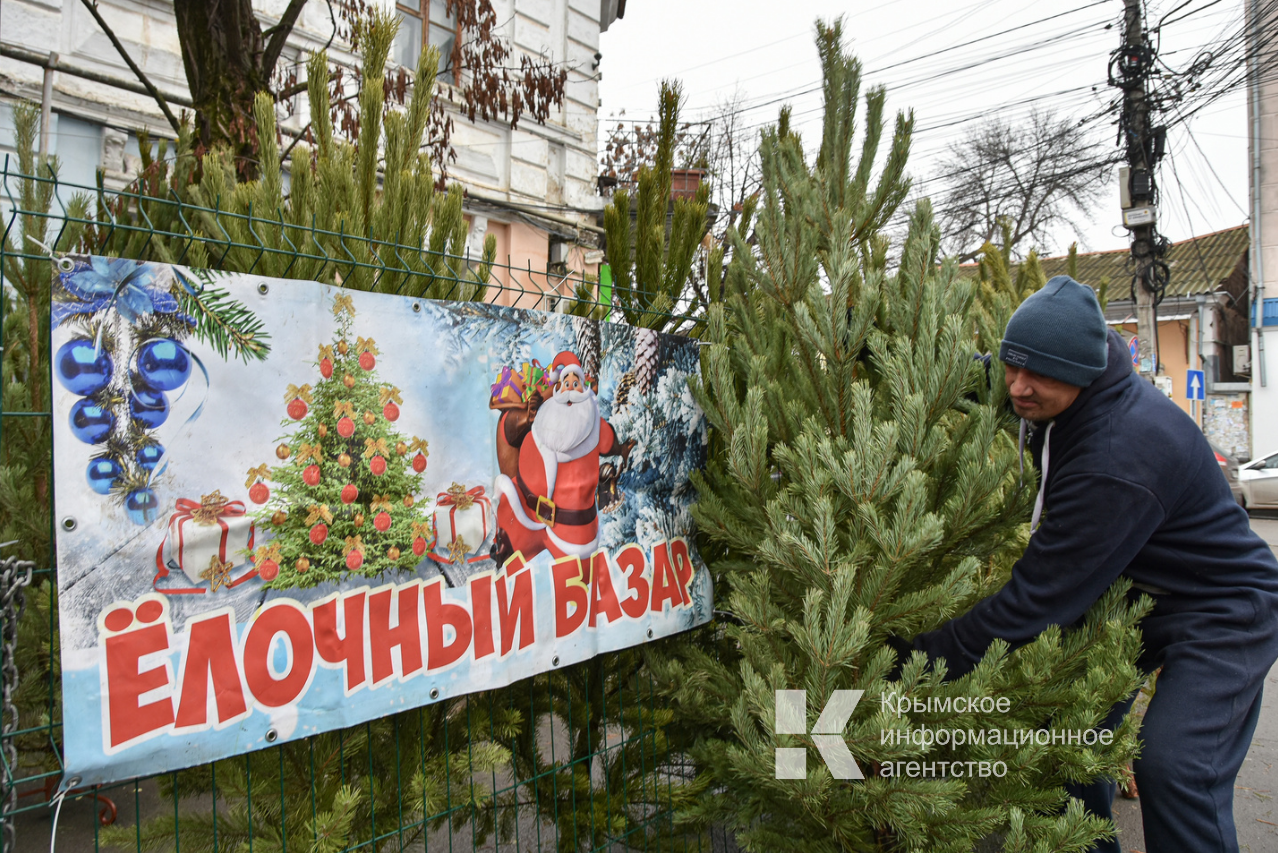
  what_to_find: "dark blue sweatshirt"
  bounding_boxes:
[913,330,1278,678]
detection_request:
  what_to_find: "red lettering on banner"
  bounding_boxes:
[616,545,649,619]
[588,550,623,628]
[670,538,694,606]
[174,611,246,728]
[469,573,495,660]
[423,579,473,670]
[497,566,535,655]
[243,603,315,708]
[104,620,174,748]
[553,555,589,637]
[313,592,368,692]
[369,583,423,685]
[649,542,683,613]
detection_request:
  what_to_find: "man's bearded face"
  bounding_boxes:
[534,370,597,453]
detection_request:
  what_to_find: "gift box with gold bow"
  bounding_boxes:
[431,483,491,564]
[153,490,258,594]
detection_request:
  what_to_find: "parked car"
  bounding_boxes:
[1239,449,1278,509]
[1210,442,1245,506]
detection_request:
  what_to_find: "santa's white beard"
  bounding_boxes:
[533,388,598,455]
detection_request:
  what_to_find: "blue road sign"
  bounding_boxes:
[1186,369,1205,400]
[1129,336,1139,368]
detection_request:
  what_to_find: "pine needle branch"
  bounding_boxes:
[175,269,272,362]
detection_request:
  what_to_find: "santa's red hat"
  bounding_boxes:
[547,351,583,383]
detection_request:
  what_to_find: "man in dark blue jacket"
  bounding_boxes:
[907,275,1278,853]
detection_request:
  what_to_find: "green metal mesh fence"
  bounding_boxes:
[0,160,713,853]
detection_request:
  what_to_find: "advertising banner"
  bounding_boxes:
[50,256,710,786]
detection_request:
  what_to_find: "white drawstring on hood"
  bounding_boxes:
[1022,419,1053,534]
[1018,417,1054,534]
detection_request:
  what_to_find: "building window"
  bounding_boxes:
[395,1,457,84]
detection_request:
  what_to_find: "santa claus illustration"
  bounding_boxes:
[491,350,632,566]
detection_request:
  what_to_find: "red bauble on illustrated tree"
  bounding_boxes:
[310,523,328,545]
[370,455,387,476]
[413,536,427,556]
[341,483,359,504]
[303,464,321,486]
[374,511,391,532]
[337,416,355,438]
[253,544,282,582]
[249,481,270,504]
[413,453,427,473]
[380,386,403,423]
[356,336,378,371]
[345,535,365,570]
[285,384,312,421]
[320,359,333,378]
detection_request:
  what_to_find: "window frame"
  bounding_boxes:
[395,0,460,83]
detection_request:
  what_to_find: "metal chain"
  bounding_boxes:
[0,553,34,853]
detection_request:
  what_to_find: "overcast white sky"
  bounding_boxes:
[597,0,1249,259]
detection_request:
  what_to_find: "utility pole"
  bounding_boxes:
[1113,0,1168,378]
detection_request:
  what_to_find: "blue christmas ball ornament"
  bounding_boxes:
[69,398,115,444]
[129,383,169,428]
[125,488,159,525]
[86,457,123,495]
[136,443,164,472]
[136,339,191,391]
[55,338,113,396]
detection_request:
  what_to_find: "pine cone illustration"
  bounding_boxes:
[634,327,660,395]
[574,315,601,382]
[614,371,636,410]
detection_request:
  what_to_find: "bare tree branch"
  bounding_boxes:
[262,0,310,80]
[79,0,181,132]
[275,69,338,103]
[934,110,1111,262]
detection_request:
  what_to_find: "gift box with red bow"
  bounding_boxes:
[431,483,491,564]
[153,490,258,594]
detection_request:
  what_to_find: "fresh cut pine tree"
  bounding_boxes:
[649,19,1151,852]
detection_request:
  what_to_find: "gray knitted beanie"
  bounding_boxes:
[999,275,1109,387]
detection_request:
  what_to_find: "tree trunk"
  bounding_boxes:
[173,0,267,178]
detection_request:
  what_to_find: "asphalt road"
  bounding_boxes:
[1113,514,1278,853]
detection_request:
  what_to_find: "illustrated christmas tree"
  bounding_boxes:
[645,19,1150,853]
[249,293,433,588]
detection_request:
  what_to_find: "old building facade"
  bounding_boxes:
[0,0,622,305]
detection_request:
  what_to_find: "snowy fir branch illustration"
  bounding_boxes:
[53,256,271,524]
[245,295,435,588]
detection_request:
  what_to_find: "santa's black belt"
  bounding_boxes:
[515,472,597,527]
